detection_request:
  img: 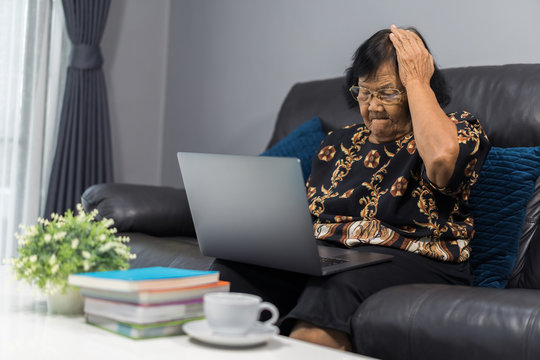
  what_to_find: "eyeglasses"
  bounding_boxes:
[349,85,405,105]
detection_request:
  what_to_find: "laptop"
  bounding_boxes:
[177,152,393,276]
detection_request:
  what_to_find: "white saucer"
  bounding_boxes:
[183,319,278,347]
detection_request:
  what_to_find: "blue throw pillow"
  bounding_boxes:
[469,146,540,288]
[261,117,326,180]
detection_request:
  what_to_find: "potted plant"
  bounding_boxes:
[5,204,136,314]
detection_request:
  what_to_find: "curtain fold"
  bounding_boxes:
[0,0,69,258]
[44,0,113,217]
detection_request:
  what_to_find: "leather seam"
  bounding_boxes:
[524,306,540,360]
[406,286,439,360]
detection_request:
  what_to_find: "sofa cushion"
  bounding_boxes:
[469,146,540,288]
[81,183,196,237]
[507,177,540,289]
[125,233,213,270]
[352,283,540,360]
[260,116,326,180]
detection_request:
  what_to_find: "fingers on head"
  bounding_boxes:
[409,32,425,47]
[395,30,427,53]
[389,32,404,50]
[392,29,417,51]
[389,36,404,56]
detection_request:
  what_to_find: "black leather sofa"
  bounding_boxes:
[82,63,540,359]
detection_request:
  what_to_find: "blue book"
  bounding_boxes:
[68,267,219,292]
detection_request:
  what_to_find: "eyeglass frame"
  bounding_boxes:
[348,85,406,105]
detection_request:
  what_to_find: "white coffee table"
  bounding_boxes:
[0,266,375,359]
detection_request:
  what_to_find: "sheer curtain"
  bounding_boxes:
[0,0,69,259]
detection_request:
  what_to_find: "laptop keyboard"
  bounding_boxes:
[320,257,349,267]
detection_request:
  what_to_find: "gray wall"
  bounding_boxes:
[102,0,540,187]
[102,0,170,185]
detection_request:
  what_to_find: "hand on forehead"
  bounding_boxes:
[387,24,434,87]
[389,24,423,45]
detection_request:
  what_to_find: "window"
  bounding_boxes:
[0,0,68,259]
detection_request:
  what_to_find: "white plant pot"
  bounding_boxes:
[46,286,84,315]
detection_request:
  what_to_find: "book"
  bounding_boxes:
[80,280,230,305]
[68,266,219,292]
[86,314,202,339]
[84,296,204,324]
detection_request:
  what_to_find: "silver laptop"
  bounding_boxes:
[177,152,393,276]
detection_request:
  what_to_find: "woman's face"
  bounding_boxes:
[358,62,411,143]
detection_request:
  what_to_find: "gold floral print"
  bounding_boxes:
[358,135,411,219]
[318,145,336,162]
[307,111,488,263]
[364,150,381,168]
[309,127,368,216]
[307,186,317,199]
[384,146,395,157]
[411,178,442,237]
[340,189,354,198]
[359,182,388,219]
[314,218,472,262]
[396,133,414,148]
[399,225,416,233]
[407,139,416,154]
[390,176,408,197]
[464,158,478,177]
[309,197,326,216]
[334,215,354,222]
[447,222,469,238]
[404,238,452,261]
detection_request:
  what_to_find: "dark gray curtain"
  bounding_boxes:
[44,0,113,216]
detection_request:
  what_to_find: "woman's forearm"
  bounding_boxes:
[406,80,459,188]
[389,25,459,188]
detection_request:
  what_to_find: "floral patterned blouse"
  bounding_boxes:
[306,111,490,262]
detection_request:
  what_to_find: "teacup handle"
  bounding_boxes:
[258,301,279,326]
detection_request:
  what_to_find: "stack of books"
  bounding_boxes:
[68,266,229,339]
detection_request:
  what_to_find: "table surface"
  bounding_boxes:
[0,266,374,360]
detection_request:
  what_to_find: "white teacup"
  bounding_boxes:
[203,292,279,336]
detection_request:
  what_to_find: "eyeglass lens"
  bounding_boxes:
[350,87,402,104]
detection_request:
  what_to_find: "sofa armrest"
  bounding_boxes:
[81,183,195,237]
[352,284,540,360]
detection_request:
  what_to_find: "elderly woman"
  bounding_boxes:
[211,25,490,352]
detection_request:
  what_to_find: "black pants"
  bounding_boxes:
[210,245,473,336]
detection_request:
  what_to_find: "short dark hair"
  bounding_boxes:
[345,27,451,108]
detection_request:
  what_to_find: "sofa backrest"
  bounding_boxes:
[442,64,540,147]
[269,64,540,148]
[268,63,540,289]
